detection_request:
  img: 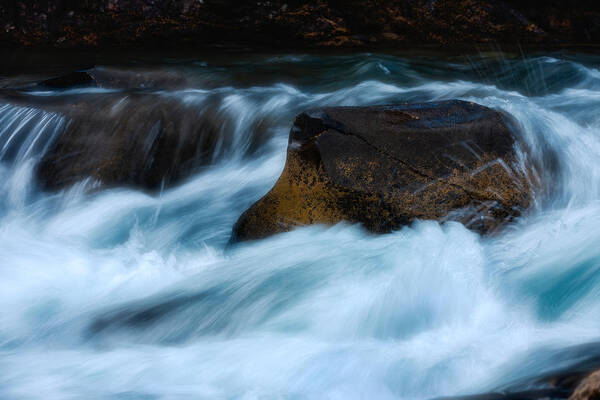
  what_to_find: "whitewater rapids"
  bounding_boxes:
[1,52,600,399]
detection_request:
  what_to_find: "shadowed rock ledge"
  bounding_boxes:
[232,100,533,242]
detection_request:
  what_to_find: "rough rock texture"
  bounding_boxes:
[1,0,600,49]
[571,370,600,400]
[232,100,532,241]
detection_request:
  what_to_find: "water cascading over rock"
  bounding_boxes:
[0,79,273,191]
[232,100,534,241]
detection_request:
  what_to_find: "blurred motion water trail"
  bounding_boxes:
[1,52,600,399]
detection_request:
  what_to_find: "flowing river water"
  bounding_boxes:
[1,51,600,399]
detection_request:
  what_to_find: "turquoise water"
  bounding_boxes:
[1,52,600,399]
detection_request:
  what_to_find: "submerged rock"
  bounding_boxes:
[27,67,188,91]
[0,91,272,191]
[36,93,212,190]
[87,67,188,90]
[232,100,533,242]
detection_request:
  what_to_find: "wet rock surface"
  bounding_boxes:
[1,1,599,49]
[0,85,272,191]
[36,93,216,191]
[232,100,533,241]
[34,95,270,191]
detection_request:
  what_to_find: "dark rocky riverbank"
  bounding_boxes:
[1,0,600,49]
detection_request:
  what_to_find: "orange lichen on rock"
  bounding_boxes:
[232,100,534,242]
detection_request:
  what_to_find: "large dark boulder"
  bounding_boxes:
[232,100,533,242]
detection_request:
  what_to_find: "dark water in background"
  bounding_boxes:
[1,51,600,399]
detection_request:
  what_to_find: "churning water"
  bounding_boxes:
[1,52,600,399]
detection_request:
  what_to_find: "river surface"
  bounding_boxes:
[1,51,600,399]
